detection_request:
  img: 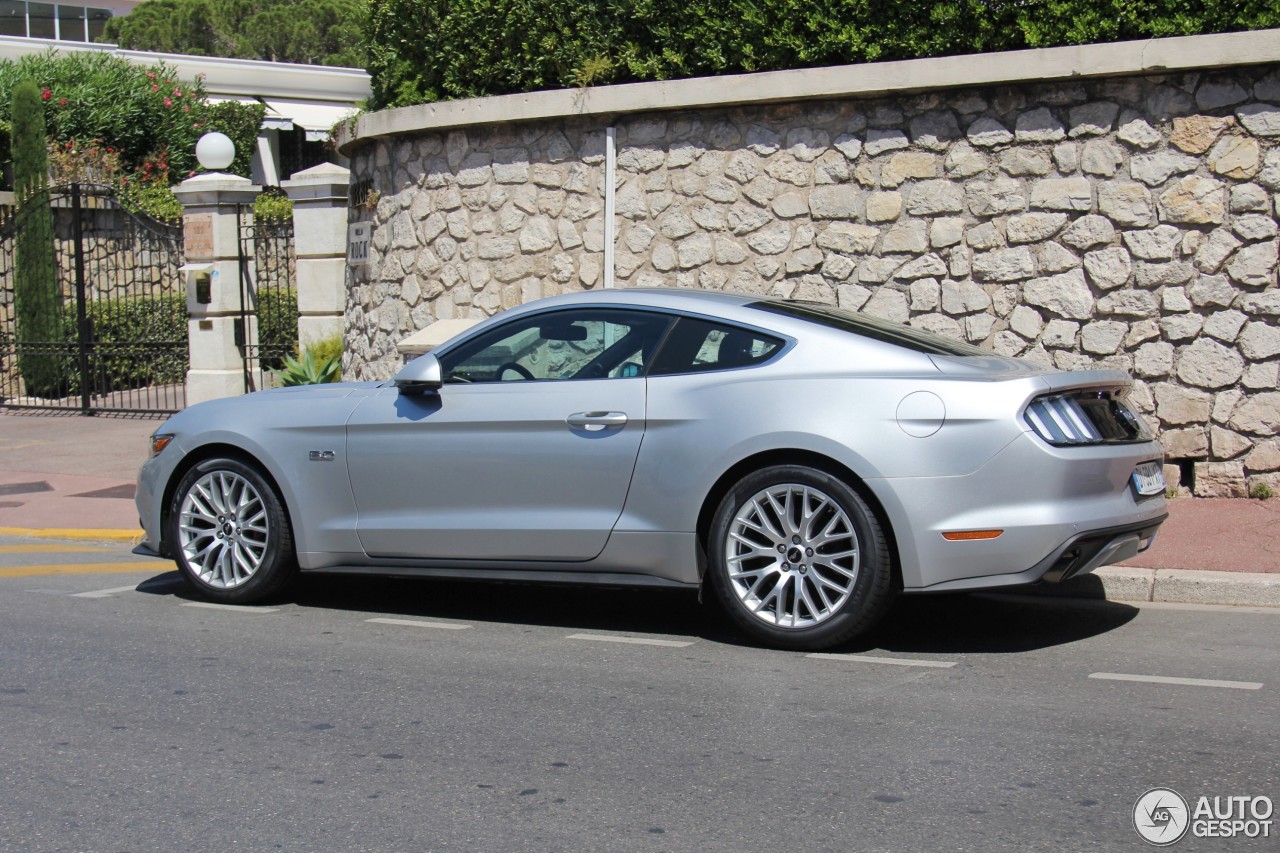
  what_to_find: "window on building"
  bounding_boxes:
[27,1,54,38]
[0,2,111,40]
[56,2,81,40]
[86,5,107,40]
[0,1,26,37]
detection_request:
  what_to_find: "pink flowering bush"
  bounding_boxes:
[0,50,263,212]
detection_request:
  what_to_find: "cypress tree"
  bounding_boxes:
[11,79,65,398]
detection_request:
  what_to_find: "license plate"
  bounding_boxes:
[1131,461,1166,497]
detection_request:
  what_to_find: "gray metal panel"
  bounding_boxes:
[345,378,646,561]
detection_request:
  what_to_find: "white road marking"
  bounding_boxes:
[180,601,279,614]
[1089,672,1263,690]
[72,584,139,599]
[367,617,472,630]
[566,633,694,648]
[807,653,957,668]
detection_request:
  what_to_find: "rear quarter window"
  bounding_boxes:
[649,317,784,376]
[752,300,990,357]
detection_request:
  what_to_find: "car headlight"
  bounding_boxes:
[150,433,175,457]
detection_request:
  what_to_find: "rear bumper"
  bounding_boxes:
[902,513,1167,594]
[868,430,1168,592]
[1030,515,1166,584]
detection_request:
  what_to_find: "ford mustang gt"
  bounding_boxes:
[137,288,1167,649]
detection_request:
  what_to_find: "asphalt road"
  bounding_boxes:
[2,534,1277,852]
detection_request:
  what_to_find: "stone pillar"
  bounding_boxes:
[173,172,261,405]
[282,162,351,351]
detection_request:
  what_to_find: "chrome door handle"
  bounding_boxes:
[566,411,628,431]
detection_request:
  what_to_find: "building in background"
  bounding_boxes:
[0,0,368,187]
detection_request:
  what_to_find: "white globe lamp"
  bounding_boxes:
[195,132,235,172]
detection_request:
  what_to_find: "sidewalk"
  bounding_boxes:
[1,411,1277,605]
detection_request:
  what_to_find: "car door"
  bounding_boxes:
[346,307,672,562]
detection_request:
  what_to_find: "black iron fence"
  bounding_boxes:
[237,207,297,392]
[0,183,187,415]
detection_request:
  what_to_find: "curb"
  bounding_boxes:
[1040,567,1280,609]
[0,526,142,543]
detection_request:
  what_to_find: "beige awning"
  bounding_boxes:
[262,98,359,141]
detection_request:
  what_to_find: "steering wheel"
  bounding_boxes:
[496,361,534,381]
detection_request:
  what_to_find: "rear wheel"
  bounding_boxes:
[168,457,296,603]
[707,465,895,650]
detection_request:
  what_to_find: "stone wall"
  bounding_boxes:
[347,52,1280,497]
[347,122,607,372]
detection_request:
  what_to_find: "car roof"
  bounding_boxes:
[528,287,764,313]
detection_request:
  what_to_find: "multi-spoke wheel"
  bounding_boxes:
[169,457,296,603]
[708,465,894,650]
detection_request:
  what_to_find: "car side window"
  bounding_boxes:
[439,309,673,383]
[648,317,784,376]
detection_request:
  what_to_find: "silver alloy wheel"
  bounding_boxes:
[725,483,860,629]
[178,470,271,589]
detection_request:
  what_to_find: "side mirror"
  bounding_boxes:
[392,352,443,395]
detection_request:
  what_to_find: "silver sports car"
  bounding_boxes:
[137,288,1167,649]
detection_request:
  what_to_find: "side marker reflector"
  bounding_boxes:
[942,530,1004,541]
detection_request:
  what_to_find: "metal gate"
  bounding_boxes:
[0,183,187,415]
[236,205,297,392]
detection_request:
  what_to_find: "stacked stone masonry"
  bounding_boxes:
[349,64,1280,497]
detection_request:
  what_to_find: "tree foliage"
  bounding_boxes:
[365,0,1280,109]
[104,0,366,68]
[10,80,66,397]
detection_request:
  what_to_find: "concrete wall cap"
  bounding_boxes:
[339,28,1280,153]
[397,318,484,356]
[173,173,261,204]
[283,162,352,185]
[282,163,352,203]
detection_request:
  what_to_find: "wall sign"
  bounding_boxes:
[183,214,214,258]
[347,222,372,267]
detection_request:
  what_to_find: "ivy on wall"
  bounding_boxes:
[365,0,1280,109]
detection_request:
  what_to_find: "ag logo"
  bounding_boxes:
[1134,788,1191,845]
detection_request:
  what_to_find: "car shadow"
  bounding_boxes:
[135,570,1139,654]
[283,573,1137,655]
[843,591,1140,655]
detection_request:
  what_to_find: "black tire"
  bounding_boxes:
[168,456,297,604]
[707,465,895,650]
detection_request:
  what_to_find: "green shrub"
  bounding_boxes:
[1250,482,1273,501]
[277,342,342,386]
[254,189,293,221]
[60,294,188,394]
[11,80,67,398]
[304,334,344,371]
[256,288,298,370]
[365,0,1280,108]
[0,51,264,184]
[118,180,184,221]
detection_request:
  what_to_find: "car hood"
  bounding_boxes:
[156,382,382,435]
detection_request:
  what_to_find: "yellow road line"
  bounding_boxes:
[0,544,113,554]
[0,561,162,578]
[0,526,141,542]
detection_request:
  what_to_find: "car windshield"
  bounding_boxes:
[751,300,991,357]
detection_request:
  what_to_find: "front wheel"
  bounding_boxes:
[707,465,895,650]
[168,457,297,603]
